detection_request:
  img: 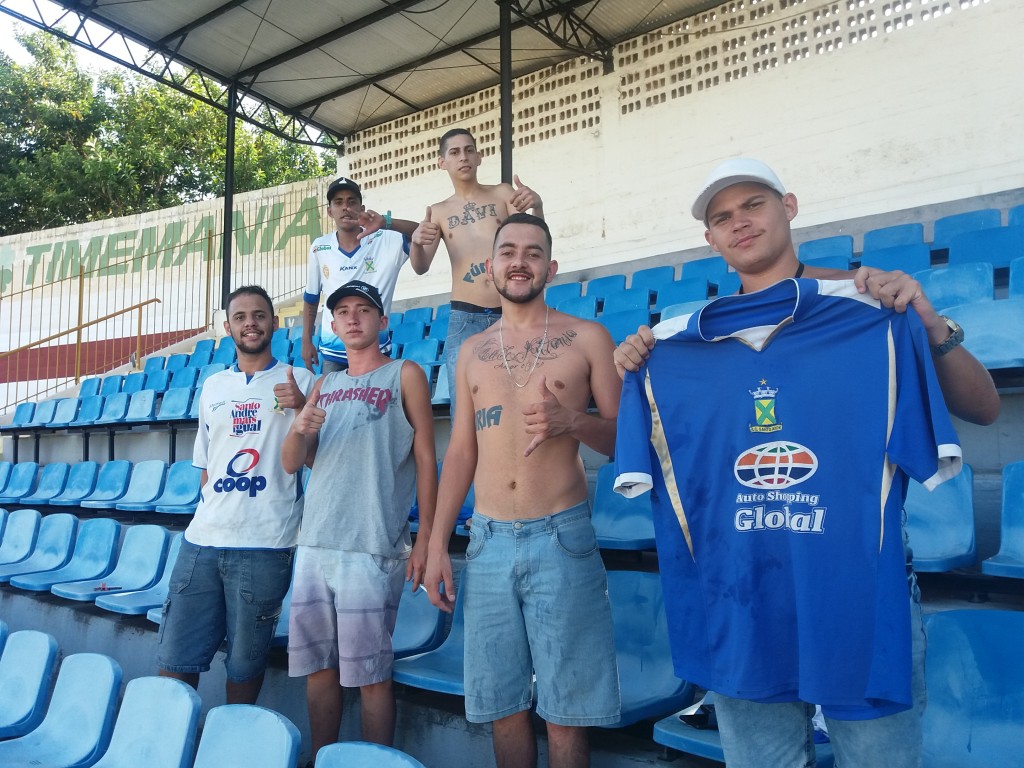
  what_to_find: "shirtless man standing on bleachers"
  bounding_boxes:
[409,128,544,412]
[424,213,621,768]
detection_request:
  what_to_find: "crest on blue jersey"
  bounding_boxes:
[749,379,782,433]
[734,441,817,489]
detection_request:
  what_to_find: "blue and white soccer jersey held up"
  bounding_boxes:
[614,278,961,720]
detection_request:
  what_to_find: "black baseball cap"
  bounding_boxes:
[326,177,362,203]
[326,280,384,314]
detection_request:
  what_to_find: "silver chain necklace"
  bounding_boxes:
[499,307,549,388]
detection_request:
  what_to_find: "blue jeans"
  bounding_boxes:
[444,307,500,415]
[156,539,293,682]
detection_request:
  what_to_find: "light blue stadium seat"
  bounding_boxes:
[606,570,694,727]
[52,524,169,600]
[603,286,654,315]
[7,402,35,429]
[401,339,443,388]
[434,303,451,322]
[144,462,202,512]
[98,460,166,512]
[90,676,201,768]
[0,508,41,565]
[0,505,7,539]
[681,255,728,282]
[271,333,290,361]
[316,742,427,768]
[164,353,190,371]
[391,321,428,352]
[402,306,434,326]
[982,460,1024,578]
[0,461,9,493]
[26,398,60,428]
[653,277,710,311]
[801,253,851,271]
[196,363,226,389]
[430,364,451,406]
[591,464,655,550]
[143,356,166,375]
[76,460,133,509]
[715,272,739,297]
[1010,256,1024,299]
[145,368,172,394]
[188,347,212,369]
[862,222,924,251]
[0,512,77,583]
[630,265,676,293]
[947,225,1024,269]
[922,610,1024,767]
[1010,204,1024,229]
[211,341,236,366]
[585,273,627,300]
[99,375,124,397]
[388,311,404,326]
[169,366,199,390]
[394,583,447,660]
[545,282,582,307]
[392,581,467,695]
[192,705,300,768]
[192,337,215,357]
[70,395,105,426]
[946,298,1024,369]
[914,263,993,311]
[286,325,304,341]
[0,462,40,504]
[659,299,711,321]
[95,392,131,424]
[19,462,71,505]
[47,461,99,506]
[557,294,600,319]
[427,315,449,343]
[932,208,1001,252]
[156,387,193,421]
[11,518,120,592]
[96,532,183,615]
[48,397,82,427]
[187,390,202,420]
[0,630,59,739]
[905,464,975,572]
[598,308,651,344]
[858,243,932,274]
[78,377,102,398]
[125,389,158,422]
[0,652,122,768]
[122,371,147,394]
[798,235,853,266]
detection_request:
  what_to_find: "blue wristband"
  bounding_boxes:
[384,210,392,230]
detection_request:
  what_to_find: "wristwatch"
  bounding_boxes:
[932,316,964,357]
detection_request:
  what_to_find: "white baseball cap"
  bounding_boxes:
[691,158,786,222]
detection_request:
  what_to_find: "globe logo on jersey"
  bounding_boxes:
[213,448,268,497]
[734,441,817,489]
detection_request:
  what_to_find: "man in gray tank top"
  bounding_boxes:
[282,280,438,761]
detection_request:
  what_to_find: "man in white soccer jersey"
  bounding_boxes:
[157,285,315,704]
[300,176,428,373]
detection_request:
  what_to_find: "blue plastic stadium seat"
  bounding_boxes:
[392,581,467,695]
[401,339,443,388]
[905,464,975,572]
[862,222,924,251]
[982,460,1024,578]
[271,334,290,361]
[654,277,710,311]
[0,630,59,738]
[798,235,853,266]
[659,299,711,321]
[164,353,190,372]
[801,253,851,271]
[606,570,694,726]
[144,462,202,512]
[19,462,71,505]
[7,402,35,429]
[391,321,428,351]
[49,397,82,427]
[922,610,1024,767]
[0,506,7,539]
[156,387,193,421]
[402,306,434,326]
[715,272,739,297]
[96,532,183,615]
[90,676,201,768]
[680,256,728,282]
[187,390,202,420]
[192,705,300,768]
[94,392,131,424]
[914,263,993,311]
[99,375,124,397]
[1010,256,1024,300]
[947,225,1024,269]
[434,303,451,322]
[946,298,1024,370]
[1010,204,1024,229]
[52,524,170,600]
[26,399,60,428]
[0,461,10,492]
[394,584,447,660]
[70,395,105,426]
[0,508,41,565]
[603,286,654,315]
[76,460,133,509]
[286,325,304,341]
[192,337,215,357]
[11,518,120,592]
[591,464,655,550]
[630,265,676,293]
[143,356,166,375]
[169,366,199,390]
[100,460,166,512]
[196,363,226,389]
[585,274,627,301]
[125,389,158,422]
[545,282,582,307]
[931,208,1001,252]
[0,512,77,583]
[388,312,404,326]
[316,742,427,768]
[427,315,449,343]
[0,652,122,768]
[211,342,236,366]
[430,365,451,406]
[858,243,931,274]
[121,371,147,394]
[598,308,651,344]
[47,461,99,506]
[188,347,213,369]
[78,377,102,398]
[0,462,40,504]
[557,294,600,319]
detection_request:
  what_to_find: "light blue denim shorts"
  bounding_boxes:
[462,502,621,726]
[156,538,293,682]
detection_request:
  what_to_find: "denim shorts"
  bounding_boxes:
[156,538,293,682]
[287,546,405,687]
[462,503,621,726]
[444,308,500,416]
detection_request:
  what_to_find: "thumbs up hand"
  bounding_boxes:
[522,375,570,457]
[273,366,306,411]
[510,174,542,213]
[293,375,328,436]
[412,206,440,247]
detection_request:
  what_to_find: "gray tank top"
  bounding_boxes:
[299,359,414,558]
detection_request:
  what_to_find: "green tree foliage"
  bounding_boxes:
[0,31,335,236]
